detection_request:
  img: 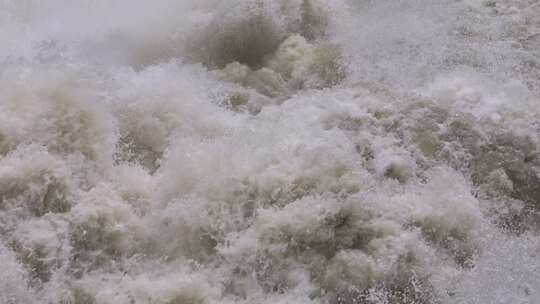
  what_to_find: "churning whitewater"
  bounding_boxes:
[1,0,540,303]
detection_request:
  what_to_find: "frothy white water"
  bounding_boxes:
[0,1,539,303]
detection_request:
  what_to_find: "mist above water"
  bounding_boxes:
[0,1,539,303]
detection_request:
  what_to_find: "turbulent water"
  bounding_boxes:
[1,0,540,303]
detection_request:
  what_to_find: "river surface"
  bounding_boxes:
[1,1,540,303]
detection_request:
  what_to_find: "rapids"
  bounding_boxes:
[0,1,539,303]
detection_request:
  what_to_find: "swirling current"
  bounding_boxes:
[1,1,540,303]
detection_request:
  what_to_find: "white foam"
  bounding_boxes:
[0,0,539,303]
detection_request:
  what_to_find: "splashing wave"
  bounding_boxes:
[1,1,539,303]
